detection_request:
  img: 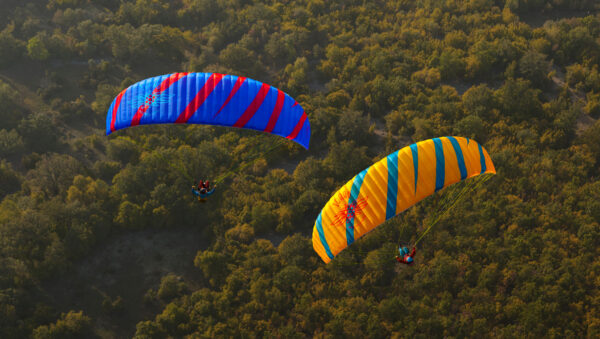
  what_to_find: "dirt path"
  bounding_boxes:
[0,73,51,115]
[551,66,597,135]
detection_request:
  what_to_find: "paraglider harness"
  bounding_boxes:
[151,137,286,203]
[191,138,284,203]
[396,246,416,265]
[192,180,216,203]
[393,173,493,265]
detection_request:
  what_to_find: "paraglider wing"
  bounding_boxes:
[106,72,310,149]
[312,137,495,263]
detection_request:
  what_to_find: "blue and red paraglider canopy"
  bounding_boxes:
[106,72,310,149]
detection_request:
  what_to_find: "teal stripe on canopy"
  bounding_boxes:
[386,151,399,220]
[346,169,368,246]
[433,138,445,192]
[447,136,467,180]
[316,213,334,259]
[478,143,486,174]
[410,143,419,194]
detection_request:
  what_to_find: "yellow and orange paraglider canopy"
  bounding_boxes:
[312,136,495,263]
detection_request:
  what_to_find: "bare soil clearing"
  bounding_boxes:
[44,226,208,338]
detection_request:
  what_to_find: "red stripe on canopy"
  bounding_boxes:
[212,76,247,119]
[131,72,189,126]
[109,90,126,133]
[233,83,270,128]
[264,89,285,133]
[286,112,307,140]
[175,73,225,123]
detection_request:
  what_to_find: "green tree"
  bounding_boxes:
[18,113,60,152]
[32,311,92,339]
[157,274,187,301]
[27,154,83,197]
[27,35,49,61]
[0,161,21,198]
[518,50,551,88]
[496,78,542,122]
[0,129,24,157]
[219,43,261,75]
[323,140,370,180]
[0,28,24,67]
[194,250,229,286]
[462,84,497,119]
[439,48,466,80]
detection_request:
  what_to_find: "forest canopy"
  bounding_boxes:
[0,0,599,338]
